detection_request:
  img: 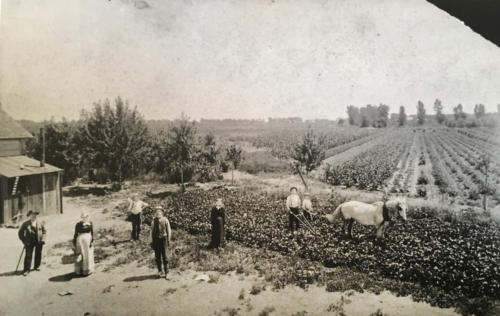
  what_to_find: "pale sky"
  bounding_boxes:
[1,0,500,121]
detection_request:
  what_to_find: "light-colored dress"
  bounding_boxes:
[73,221,94,276]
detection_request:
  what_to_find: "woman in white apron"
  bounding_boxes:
[73,213,94,276]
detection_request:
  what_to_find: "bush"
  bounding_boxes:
[417,174,428,185]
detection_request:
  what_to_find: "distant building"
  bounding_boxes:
[0,107,63,224]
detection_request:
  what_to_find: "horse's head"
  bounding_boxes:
[395,198,408,221]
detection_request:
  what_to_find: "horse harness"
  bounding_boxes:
[381,202,392,225]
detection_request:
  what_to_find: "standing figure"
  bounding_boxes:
[151,207,171,279]
[73,213,94,276]
[18,210,46,276]
[302,192,314,221]
[128,194,149,241]
[286,187,302,232]
[209,198,226,249]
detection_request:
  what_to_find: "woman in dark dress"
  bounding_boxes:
[209,198,225,249]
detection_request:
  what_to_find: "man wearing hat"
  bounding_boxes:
[150,206,171,279]
[18,210,47,276]
[286,187,302,232]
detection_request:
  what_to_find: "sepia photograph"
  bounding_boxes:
[1,0,500,315]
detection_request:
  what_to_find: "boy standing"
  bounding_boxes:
[151,207,172,279]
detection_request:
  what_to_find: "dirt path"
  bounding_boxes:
[0,194,459,316]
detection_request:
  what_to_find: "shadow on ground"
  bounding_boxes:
[49,272,86,282]
[0,271,21,277]
[123,274,159,282]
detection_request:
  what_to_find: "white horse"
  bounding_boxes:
[325,198,408,239]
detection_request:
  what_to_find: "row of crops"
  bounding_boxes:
[318,127,498,207]
[144,188,500,310]
[323,131,413,190]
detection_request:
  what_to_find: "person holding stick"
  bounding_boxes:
[18,210,46,276]
[286,187,302,232]
[150,207,171,280]
[302,192,314,221]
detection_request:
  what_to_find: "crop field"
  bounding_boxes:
[142,188,500,312]
[239,126,499,208]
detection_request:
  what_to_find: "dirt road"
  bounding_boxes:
[0,194,459,316]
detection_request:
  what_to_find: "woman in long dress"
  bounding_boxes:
[209,198,225,249]
[73,213,94,276]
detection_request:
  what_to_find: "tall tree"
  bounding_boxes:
[167,114,198,191]
[398,106,407,126]
[346,105,360,126]
[225,144,243,185]
[433,99,445,124]
[376,104,390,127]
[359,107,370,127]
[453,104,467,121]
[473,104,486,119]
[78,97,150,184]
[291,130,326,175]
[416,101,426,125]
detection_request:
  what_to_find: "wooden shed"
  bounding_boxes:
[0,107,63,224]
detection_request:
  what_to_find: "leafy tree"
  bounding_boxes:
[474,104,486,119]
[433,99,445,124]
[346,106,360,126]
[416,101,426,125]
[359,107,370,127]
[198,133,222,182]
[477,154,493,211]
[25,120,81,185]
[166,114,198,191]
[376,104,390,127]
[225,144,243,185]
[453,104,467,121]
[200,133,219,165]
[291,130,326,175]
[78,97,150,184]
[398,106,407,126]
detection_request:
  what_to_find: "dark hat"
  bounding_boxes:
[27,210,39,216]
[290,187,298,192]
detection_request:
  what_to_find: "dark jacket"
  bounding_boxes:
[18,220,46,245]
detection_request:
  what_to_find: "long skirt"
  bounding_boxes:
[210,217,225,248]
[75,233,94,276]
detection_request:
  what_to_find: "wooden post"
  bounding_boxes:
[40,128,45,167]
[58,171,63,214]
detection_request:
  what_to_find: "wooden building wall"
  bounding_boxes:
[0,139,24,157]
[0,172,62,224]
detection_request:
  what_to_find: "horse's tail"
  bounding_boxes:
[326,204,343,223]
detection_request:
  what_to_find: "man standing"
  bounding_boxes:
[150,207,172,280]
[286,187,302,232]
[18,210,46,276]
[302,192,314,221]
[127,195,149,241]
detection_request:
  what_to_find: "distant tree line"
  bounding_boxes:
[346,104,390,128]
[25,97,243,187]
[347,100,498,128]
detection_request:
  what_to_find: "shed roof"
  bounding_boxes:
[0,108,33,139]
[0,156,62,178]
